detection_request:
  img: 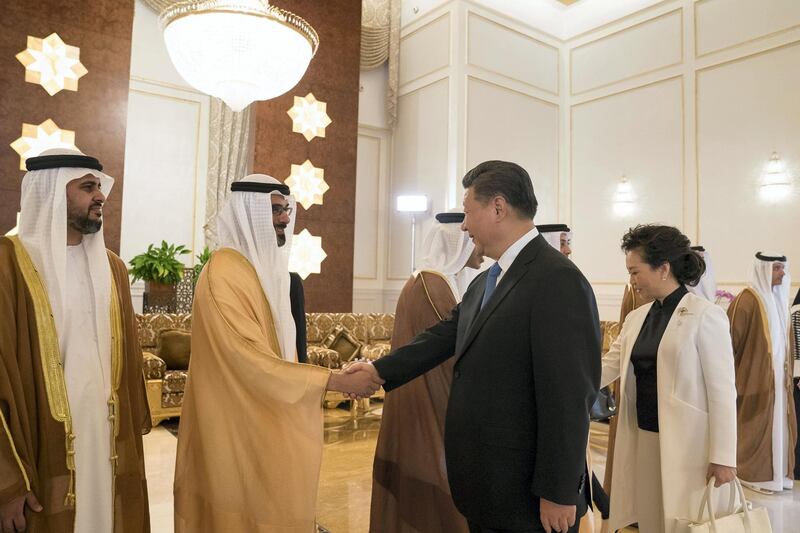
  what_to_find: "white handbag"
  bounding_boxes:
[681,478,772,533]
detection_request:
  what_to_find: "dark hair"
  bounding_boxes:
[461,160,537,219]
[621,224,706,286]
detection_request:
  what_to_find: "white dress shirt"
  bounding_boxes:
[495,226,539,284]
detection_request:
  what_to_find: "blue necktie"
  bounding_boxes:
[480,262,502,309]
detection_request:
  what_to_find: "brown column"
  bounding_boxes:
[252,0,362,312]
[0,1,135,253]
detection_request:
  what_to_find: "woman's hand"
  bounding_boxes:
[707,463,737,487]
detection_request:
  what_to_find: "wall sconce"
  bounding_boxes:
[10,119,78,171]
[288,228,327,279]
[613,175,636,217]
[5,213,20,236]
[16,33,88,96]
[760,152,792,202]
[286,160,329,209]
[287,92,332,141]
[396,194,428,271]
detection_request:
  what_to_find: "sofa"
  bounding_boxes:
[137,311,620,426]
[137,312,395,426]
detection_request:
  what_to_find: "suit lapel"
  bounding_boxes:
[455,236,546,362]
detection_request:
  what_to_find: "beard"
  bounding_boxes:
[275,224,287,247]
[68,205,103,235]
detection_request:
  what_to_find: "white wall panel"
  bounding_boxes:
[695,0,800,57]
[354,133,383,280]
[399,14,451,86]
[121,82,209,265]
[571,78,684,282]
[389,79,451,279]
[466,77,559,224]
[697,43,800,282]
[130,0,191,89]
[571,10,682,94]
[467,13,559,94]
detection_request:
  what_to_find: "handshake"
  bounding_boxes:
[326,361,385,399]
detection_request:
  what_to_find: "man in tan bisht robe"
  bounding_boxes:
[728,251,797,493]
[0,149,150,533]
[174,175,383,533]
[371,211,483,533]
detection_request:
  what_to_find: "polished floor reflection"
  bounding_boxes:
[144,408,800,532]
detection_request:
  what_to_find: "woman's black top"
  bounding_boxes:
[630,285,688,432]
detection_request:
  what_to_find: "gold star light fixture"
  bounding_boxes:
[286,160,329,209]
[10,119,78,171]
[16,33,88,96]
[289,229,327,279]
[287,93,332,141]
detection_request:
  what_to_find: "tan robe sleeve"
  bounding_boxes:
[203,250,330,403]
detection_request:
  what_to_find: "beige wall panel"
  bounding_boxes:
[696,0,800,56]
[121,88,206,265]
[697,43,800,283]
[467,13,559,94]
[571,10,682,94]
[354,134,382,279]
[571,78,684,282]
[399,14,450,86]
[389,79,450,279]
[466,77,559,224]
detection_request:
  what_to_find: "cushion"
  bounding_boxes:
[360,342,391,361]
[142,351,167,380]
[136,313,192,349]
[322,325,363,363]
[156,329,191,370]
[365,313,394,342]
[163,370,188,394]
[308,346,341,369]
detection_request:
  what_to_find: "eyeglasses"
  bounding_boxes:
[271,205,293,216]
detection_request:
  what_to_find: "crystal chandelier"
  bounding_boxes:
[160,0,319,112]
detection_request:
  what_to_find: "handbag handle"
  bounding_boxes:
[695,477,753,532]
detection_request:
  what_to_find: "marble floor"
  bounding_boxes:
[144,408,800,532]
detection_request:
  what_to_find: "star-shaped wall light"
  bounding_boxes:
[289,229,327,279]
[10,119,78,171]
[16,33,88,96]
[286,160,329,209]
[287,93,332,141]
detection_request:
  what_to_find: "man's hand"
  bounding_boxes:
[540,498,575,533]
[1,492,42,533]
[327,362,384,399]
[707,463,737,487]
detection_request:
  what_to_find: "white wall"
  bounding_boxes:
[354,1,564,311]
[359,0,800,318]
[123,0,211,311]
[568,0,800,318]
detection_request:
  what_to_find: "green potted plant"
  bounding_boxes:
[129,241,190,306]
[193,246,212,286]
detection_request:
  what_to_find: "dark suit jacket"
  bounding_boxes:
[373,234,601,530]
[290,272,308,363]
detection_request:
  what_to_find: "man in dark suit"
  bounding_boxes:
[348,160,601,533]
[272,192,308,363]
[289,272,308,363]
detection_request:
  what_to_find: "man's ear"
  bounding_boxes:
[493,196,507,218]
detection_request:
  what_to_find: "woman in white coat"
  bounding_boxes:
[602,224,738,533]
